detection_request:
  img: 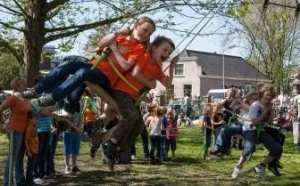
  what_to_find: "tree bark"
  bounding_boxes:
[23,0,47,86]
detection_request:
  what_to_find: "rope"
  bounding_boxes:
[92,0,229,106]
[107,57,139,92]
[163,0,229,72]
[287,3,300,64]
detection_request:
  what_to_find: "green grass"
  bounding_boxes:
[1,127,300,186]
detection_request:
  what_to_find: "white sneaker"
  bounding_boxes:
[253,165,267,181]
[131,155,136,160]
[53,109,72,118]
[33,178,44,184]
[64,166,72,175]
[231,164,242,179]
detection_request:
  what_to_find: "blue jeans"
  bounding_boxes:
[4,131,26,186]
[34,55,111,113]
[242,130,283,159]
[160,135,167,160]
[215,122,243,151]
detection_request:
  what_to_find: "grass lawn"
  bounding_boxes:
[0,127,300,186]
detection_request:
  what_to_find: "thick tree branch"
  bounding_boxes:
[46,5,65,20]
[44,0,69,13]
[0,3,22,16]
[12,0,30,18]
[0,21,25,32]
[45,16,129,43]
[45,15,127,33]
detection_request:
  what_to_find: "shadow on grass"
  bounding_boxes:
[46,170,129,186]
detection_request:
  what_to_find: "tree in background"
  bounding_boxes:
[0,53,20,89]
[223,0,300,89]
[0,0,244,86]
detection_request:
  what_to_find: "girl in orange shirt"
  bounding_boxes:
[21,16,156,117]
[0,78,53,186]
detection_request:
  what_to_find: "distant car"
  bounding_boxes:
[167,98,183,111]
[207,89,228,102]
[167,98,203,119]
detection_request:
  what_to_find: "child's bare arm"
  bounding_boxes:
[109,41,136,71]
[132,66,156,89]
[159,56,179,88]
[98,26,131,49]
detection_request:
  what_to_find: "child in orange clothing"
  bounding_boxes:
[101,36,179,168]
[25,111,39,185]
[22,16,156,117]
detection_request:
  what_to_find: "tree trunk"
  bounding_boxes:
[23,0,47,86]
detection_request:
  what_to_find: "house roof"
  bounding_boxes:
[184,50,269,80]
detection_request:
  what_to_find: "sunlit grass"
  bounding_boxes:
[0,127,299,185]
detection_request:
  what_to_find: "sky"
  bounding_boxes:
[0,1,246,58]
[48,4,246,59]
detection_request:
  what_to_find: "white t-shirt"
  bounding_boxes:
[183,96,191,106]
[149,117,162,136]
[277,94,289,106]
[237,108,250,124]
[243,101,266,131]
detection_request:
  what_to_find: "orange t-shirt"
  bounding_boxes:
[5,95,31,132]
[114,53,166,100]
[91,35,146,87]
[83,108,94,124]
[25,124,39,154]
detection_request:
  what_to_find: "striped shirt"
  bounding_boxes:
[37,116,52,133]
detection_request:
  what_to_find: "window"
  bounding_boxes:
[184,84,192,95]
[245,84,252,93]
[175,64,184,75]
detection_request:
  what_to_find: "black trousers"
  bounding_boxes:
[150,135,161,160]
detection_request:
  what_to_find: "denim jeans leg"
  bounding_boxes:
[34,56,90,93]
[160,136,167,160]
[215,124,242,150]
[242,130,256,159]
[4,131,24,186]
[15,135,26,184]
[259,131,283,159]
[51,67,111,102]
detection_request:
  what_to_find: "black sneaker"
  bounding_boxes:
[90,146,97,158]
[101,140,118,171]
[209,147,228,155]
[30,94,56,107]
[72,166,82,174]
[21,88,39,99]
[276,161,283,169]
[268,165,281,176]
